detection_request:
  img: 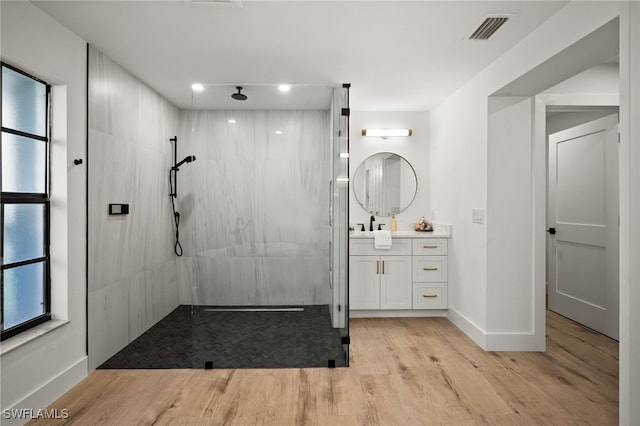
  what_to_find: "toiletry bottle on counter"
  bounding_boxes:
[391,213,398,232]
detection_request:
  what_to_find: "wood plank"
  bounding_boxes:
[28,311,618,425]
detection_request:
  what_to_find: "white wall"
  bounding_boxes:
[486,96,536,338]
[186,109,331,306]
[546,108,619,135]
[87,47,182,370]
[542,62,620,135]
[431,1,640,422]
[430,88,488,336]
[431,1,626,349]
[349,111,429,231]
[619,2,640,424]
[541,62,620,107]
[0,2,87,423]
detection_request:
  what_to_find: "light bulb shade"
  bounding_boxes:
[361,128,413,138]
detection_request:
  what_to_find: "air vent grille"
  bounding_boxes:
[468,16,509,40]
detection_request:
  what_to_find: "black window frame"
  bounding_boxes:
[1,61,52,341]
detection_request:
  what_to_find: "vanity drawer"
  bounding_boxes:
[413,283,447,309]
[350,238,412,256]
[413,256,448,282]
[412,239,447,255]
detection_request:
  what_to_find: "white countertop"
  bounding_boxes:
[350,230,450,239]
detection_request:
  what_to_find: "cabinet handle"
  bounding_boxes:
[382,261,385,274]
[422,294,438,298]
[376,260,380,274]
[423,245,438,249]
[423,267,438,271]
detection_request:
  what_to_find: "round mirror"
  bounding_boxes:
[352,152,417,217]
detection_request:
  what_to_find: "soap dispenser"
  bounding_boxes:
[391,213,398,233]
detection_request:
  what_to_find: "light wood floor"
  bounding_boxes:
[30,311,618,425]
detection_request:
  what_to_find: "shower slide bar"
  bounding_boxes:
[169,136,196,256]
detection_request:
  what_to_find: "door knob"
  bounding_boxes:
[547,227,556,235]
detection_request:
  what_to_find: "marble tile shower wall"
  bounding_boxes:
[187,110,331,306]
[88,46,182,369]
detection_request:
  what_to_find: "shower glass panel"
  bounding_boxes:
[331,85,350,361]
[189,84,349,368]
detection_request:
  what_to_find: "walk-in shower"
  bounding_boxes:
[187,83,350,368]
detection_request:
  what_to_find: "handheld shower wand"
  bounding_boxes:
[172,155,196,170]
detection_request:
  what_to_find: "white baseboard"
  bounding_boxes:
[485,332,545,351]
[350,309,448,318]
[446,307,487,349]
[3,357,87,426]
[446,307,544,351]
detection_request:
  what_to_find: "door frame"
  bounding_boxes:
[545,109,620,338]
[536,97,620,340]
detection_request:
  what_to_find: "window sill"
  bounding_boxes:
[1,319,69,356]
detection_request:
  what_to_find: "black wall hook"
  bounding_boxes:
[73,159,83,165]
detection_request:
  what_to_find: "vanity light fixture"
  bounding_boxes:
[336,177,349,182]
[361,128,413,138]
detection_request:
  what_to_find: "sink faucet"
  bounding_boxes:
[369,215,376,232]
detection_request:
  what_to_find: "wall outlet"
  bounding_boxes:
[472,208,484,224]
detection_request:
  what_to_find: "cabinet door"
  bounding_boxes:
[380,255,412,309]
[349,256,380,309]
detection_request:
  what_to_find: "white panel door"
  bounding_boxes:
[548,114,618,339]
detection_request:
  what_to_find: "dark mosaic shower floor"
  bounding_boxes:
[98,304,347,370]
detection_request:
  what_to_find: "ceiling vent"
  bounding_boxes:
[468,15,509,40]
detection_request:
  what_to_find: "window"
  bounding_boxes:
[1,62,51,341]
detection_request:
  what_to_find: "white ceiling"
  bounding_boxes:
[192,84,335,110]
[33,0,568,111]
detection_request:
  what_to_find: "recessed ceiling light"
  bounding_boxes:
[275,130,283,134]
[192,83,204,92]
[278,84,291,93]
[228,119,237,124]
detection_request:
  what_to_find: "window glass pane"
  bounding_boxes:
[3,203,45,264]
[1,132,46,193]
[1,66,47,137]
[2,262,45,329]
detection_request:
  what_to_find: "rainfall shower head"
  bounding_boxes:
[173,155,196,170]
[231,86,247,101]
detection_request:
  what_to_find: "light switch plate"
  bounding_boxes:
[472,208,484,224]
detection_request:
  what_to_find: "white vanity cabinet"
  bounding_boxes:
[349,238,412,310]
[349,234,449,316]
